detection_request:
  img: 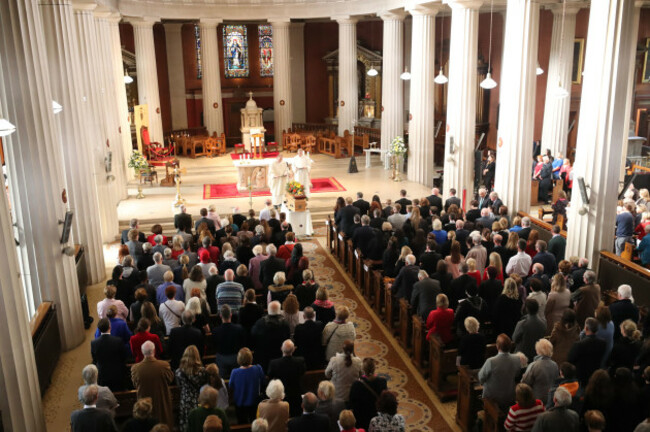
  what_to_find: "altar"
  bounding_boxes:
[233,156,298,192]
[281,204,314,237]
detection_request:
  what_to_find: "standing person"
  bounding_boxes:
[322,306,356,361]
[131,341,175,427]
[175,346,208,431]
[229,348,266,424]
[479,334,525,411]
[538,156,553,204]
[349,358,388,430]
[70,385,118,432]
[267,340,306,417]
[615,203,636,256]
[504,383,545,432]
[325,340,363,403]
[368,391,406,432]
[293,149,313,197]
[269,155,292,208]
[483,152,496,191]
[257,380,290,432]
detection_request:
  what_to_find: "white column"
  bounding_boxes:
[443,0,482,201]
[290,23,306,124]
[493,0,540,214]
[96,14,127,200]
[108,14,137,182]
[336,17,358,136]
[1,0,84,350]
[271,20,293,138]
[199,19,225,136]
[566,0,638,264]
[407,4,438,186]
[131,18,164,143]
[75,6,119,242]
[379,11,406,162]
[39,0,106,284]
[540,4,581,157]
[164,23,189,131]
[620,5,642,180]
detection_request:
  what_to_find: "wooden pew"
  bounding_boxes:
[302,369,327,393]
[325,217,334,252]
[354,248,364,289]
[428,336,458,400]
[483,397,506,432]
[375,274,390,316]
[398,299,412,352]
[411,315,427,372]
[362,259,382,302]
[456,365,483,432]
[336,232,347,268]
[384,283,394,332]
[346,239,354,277]
[332,225,340,258]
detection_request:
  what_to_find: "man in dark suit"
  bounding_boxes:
[382,199,393,219]
[475,208,496,229]
[570,257,590,291]
[168,310,205,370]
[205,266,225,313]
[411,270,441,320]
[352,215,376,258]
[568,318,607,385]
[548,225,566,262]
[212,305,245,378]
[121,218,146,245]
[489,191,504,215]
[194,207,216,235]
[531,240,557,276]
[418,239,442,275]
[174,204,193,233]
[369,208,386,230]
[395,189,411,214]
[465,200,481,223]
[71,385,118,432]
[426,187,443,215]
[287,392,330,432]
[392,254,420,300]
[517,217,532,241]
[353,192,370,216]
[137,242,155,272]
[477,187,490,210]
[259,244,287,294]
[447,263,475,309]
[454,220,470,252]
[293,307,325,369]
[251,301,291,371]
[491,234,512,268]
[268,340,306,417]
[91,318,127,391]
[334,197,360,237]
[444,188,461,212]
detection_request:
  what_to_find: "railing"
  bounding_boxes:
[291,122,338,135]
[354,125,381,144]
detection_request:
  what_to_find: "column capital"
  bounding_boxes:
[94,11,112,20]
[332,16,359,25]
[72,3,96,12]
[105,13,122,24]
[199,18,223,28]
[406,3,442,17]
[444,0,483,10]
[269,18,292,25]
[378,10,408,21]
[126,16,159,28]
[546,2,585,15]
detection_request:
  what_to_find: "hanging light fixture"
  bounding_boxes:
[0,118,17,137]
[52,100,63,114]
[434,14,448,85]
[367,67,379,77]
[554,0,569,99]
[480,0,497,89]
[536,61,544,75]
[400,67,411,80]
[124,68,133,84]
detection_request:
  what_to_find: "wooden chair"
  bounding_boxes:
[213,132,226,155]
[141,126,175,166]
[204,137,218,158]
[302,134,316,153]
[287,134,302,152]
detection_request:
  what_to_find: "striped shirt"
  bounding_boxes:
[216,281,244,311]
[504,399,545,432]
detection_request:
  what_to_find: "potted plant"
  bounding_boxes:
[128,150,150,199]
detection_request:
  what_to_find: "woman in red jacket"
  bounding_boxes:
[426,293,455,344]
[129,317,163,363]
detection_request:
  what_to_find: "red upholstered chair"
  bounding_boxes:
[141,126,175,166]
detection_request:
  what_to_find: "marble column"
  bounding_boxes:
[39,0,106,284]
[199,19,225,136]
[1,0,84,350]
[290,23,306,124]
[131,18,164,143]
[96,14,127,200]
[0,120,45,430]
[620,5,642,180]
[379,11,406,162]
[271,20,293,138]
[406,4,438,186]
[108,14,137,183]
[336,17,358,136]
[443,0,482,202]
[75,6,119,242]
[540,4,581,157]
[566,0,638,264]
[493,0,540,214]
[165,23,189,131]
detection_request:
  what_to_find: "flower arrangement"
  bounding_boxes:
[388,136,407,157]
[286,180,305,197]
[128,150,149,172]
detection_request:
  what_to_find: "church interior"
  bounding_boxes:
[2,0,650,431]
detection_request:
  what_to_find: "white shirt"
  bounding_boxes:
[260,206,272,221]
[506,251,532,278]
[159,299,185,335]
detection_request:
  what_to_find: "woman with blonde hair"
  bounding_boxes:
[394,245,412,275]
[121,397,158,432]
[171,235,185,259]
[229,347,266,423]
[312,286,336,324]
[174,254,191,285]
[608,319,642,373]
[203,363,228,410]
[257,380,290,432]
[281,293,301,337]
[187,296,210,333]
[483,252,504,282]
[545,273,571,334]
[187,386,229,432]
[184,265,207,303]
[493,278,522,337]
[445,240,465,278]
[521,339,558,401]
[175,345,208,431]
[466,258,482,287]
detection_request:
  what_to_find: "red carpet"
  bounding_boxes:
[230,151,278,160]
[203,177,346,200]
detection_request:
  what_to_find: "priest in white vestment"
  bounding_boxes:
[293,149,313,197]
[268,155,292,208]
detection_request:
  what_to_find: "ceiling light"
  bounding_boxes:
[480,72,497,89]
[536,61,544,75]
[367,67,378,77]
[400,68,411,81]
[124,69,133,84]
[0,118,17,137]
[52,100,63,114]
[482,0,497,89]
[434,68,448,84]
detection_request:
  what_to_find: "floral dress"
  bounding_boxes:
[369,413,406,432]
[175,367,208,431]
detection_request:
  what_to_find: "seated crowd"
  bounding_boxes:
[74,206,405,432]
[335,187,650,432]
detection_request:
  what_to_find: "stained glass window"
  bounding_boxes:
[195,24,202,80]
[258,24,273,77]
[223,25,249,78]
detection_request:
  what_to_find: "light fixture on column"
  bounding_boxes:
[434,14,448,85]
[0,118,17,137]
[367,66,379,77]
[124,68,133,84]
[400,67,411,80]
[536,61,544,75]
[480,0,497,89]
[52,100,63,115]
[553,0,569,99]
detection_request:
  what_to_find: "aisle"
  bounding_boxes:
[306,235,457,432]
